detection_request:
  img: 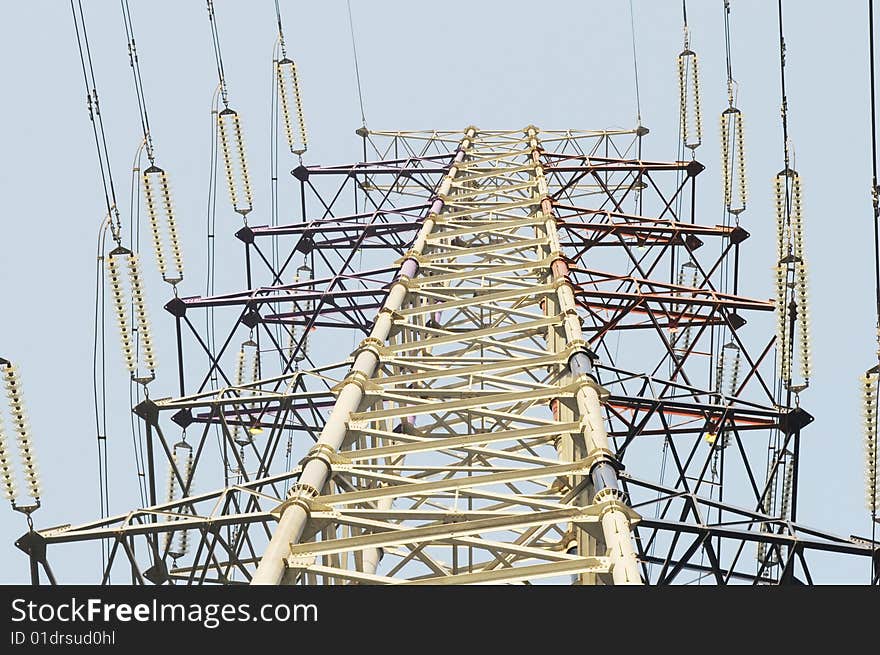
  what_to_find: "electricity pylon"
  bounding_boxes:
[21,127,876,585]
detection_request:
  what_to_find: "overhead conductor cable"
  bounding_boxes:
[164,440,193,559]
[232,339,260,444]
[861,371,879,512]
[772,0,810,392]
[218,107,253,217]
[864,0,880,523]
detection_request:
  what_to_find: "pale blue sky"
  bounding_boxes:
[0,0,875,583]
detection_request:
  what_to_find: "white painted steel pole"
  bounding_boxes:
[252,128,475,584]
[528,127,642,584]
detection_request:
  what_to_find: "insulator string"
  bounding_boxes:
[0,413,17,503]
[720,3,748,217]
[671,261,697,359]
[277,58,309,157]
[677,0,701,152]
[120,2,186,286]
[164,441,193,560]
[861,373,879,512]
[780,452,795,519]
[772,1,810,393]
[143,165,185,284]
[866,0,879,580]
[205,2,254,219]
[273,0,308,158]
[106,249,157,384]
[218,108,254,217]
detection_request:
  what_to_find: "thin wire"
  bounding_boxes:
[868,0,879,584]
[119,1,164,506]
[128,145,149,509]
[869,0,880,328]
[723,0,735,104]
[206,0,229,106]
[627,0,642,126]
[73,0,120,572]
[91,218,110,569]
[270,40,284,369]
[70,0,122,242]
[120,0,155,163]
[777,0,791,170]
[205,85,229,483]
[775,0,793,389]
[347,0,367,128]
[274,0,287,59]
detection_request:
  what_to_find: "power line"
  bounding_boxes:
[70,0,123,572]
[274,0,288,59]
[69,0,122,243]
[347,0,367,128]
[869,0,880,328]
[866,0,879,584]
[777,0,791,170]
[627,0,642,126]
[723,0,735,103]
[120,0,155,163]
[206,0,230,107]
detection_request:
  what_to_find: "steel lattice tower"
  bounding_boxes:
[19,126,877,585]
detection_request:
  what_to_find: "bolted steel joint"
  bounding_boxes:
[299,443,337,469]
[285,483,320,514]
[588,448,619,470]
[341,369,371,392]
[355,337,384,359]
[575,375,611,402]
